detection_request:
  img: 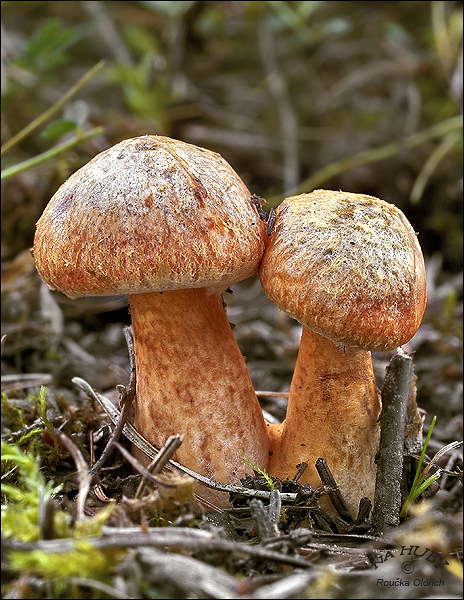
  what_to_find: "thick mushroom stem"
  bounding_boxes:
[267,326,381,518]
[129,287,270,507]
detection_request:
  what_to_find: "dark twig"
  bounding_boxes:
[292,462,308,482]
[355,497,373,526]
[265,207,276,235]
[89,393,132,475]
[141,434,183,476]
[89,326,136,475]
[134,434,183,498]
[251,194,276,235]
[113,442,177,488]
[249,489,282,540]
[251,194,268,221]
[315,458,354,524]
[373,348,415,534]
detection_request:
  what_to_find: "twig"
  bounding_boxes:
[89,393,132,475]
[373,348,414,534]
[3,532,312,569]
[355,497,373,526]
[81,2,133,65]
[5,419,45,443]
[419,439,462,481]
[54,431,92,522]
[123,325,136,385]
[134,435,183,499]
[247,572,318,600]
[315,458,353,524]
[437,444,463,490]
[136,547,238,599]
[249,489,282,539]
[90,326,136,475]
[292,462,308,482]
[113,442,177,488]
[100,526,215,539]
[1,373,54,393]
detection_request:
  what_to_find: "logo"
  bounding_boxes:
[373,545,450,587]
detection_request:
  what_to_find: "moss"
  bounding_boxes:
[10,541,124,581]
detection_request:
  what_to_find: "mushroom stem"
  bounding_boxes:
[267,326,381,517]
[129,287,269,506]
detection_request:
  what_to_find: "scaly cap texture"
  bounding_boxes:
[33,136,265,298]
[259,190,427,351]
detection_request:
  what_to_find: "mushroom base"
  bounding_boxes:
[267,326,381,519]
[129,288,269,508]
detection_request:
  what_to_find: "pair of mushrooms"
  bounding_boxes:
[33,135,427,514]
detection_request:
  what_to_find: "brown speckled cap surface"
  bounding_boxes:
[259,190,427,351]
[33,136,265,298]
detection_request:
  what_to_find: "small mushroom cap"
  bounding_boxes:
[33,136,265,299]
[259,190,427,351]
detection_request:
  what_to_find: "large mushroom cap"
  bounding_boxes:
[259,190,427,351]
[33,136,265,299]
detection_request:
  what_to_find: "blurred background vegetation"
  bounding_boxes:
[1,0,463,423]
[2,0,462,264]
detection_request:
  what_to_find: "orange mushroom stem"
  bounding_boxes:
[266,327,381,515]
[130,288,269,506]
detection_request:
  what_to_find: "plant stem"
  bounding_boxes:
[400,416,437,518]
[1,60,105,155]
[1,127,104,181]
[410,131,461,203]
[269,114,463,205]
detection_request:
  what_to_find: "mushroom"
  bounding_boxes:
[33,135,270,507]
[258,190,427,517]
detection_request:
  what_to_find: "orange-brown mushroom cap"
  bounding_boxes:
[33,135,265,298]
[259,190,427,351]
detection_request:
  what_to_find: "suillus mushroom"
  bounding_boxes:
[258,190,427,517]
[33,135,270,507]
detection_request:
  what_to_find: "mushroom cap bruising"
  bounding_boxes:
[33,136,265,299]
[259,190,427,351]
